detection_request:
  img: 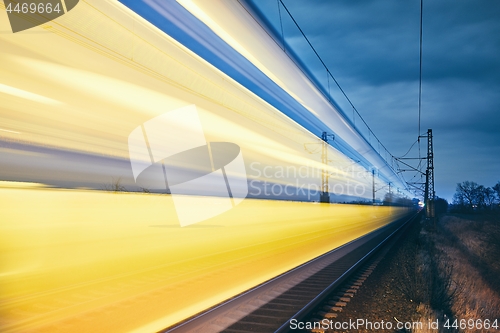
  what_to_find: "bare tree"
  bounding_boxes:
[453,181,482,210]
[493,181,500,204]
[483,187,496,209]
[476,185,486,208]
[454,181,500,211]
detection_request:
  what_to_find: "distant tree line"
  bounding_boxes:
[434,197,449,216]
[382,192,416,207]
[452,180,500,212]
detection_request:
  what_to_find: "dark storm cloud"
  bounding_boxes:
[248,0,500,200]
[280,0,500,86]
[275,0,422,86]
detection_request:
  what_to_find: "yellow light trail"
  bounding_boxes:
[0,182,409,333]
[0,1,412,332]
[0,0,398,201]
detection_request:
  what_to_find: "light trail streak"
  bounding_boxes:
[0,128,21,134]
[0,83,63,106]
[0,1,414,332]
[0,184,409,333]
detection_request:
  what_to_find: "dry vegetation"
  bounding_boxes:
[326,214,500,333]
[397,214,500,332]
[392,220,457,333]
[435,214,500,332]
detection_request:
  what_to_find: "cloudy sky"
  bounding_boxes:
[247,0,500,201]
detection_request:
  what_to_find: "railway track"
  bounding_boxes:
[162,211,419,333]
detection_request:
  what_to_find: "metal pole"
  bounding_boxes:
[372,169,375,205]
[426,129,435,220]
[320,132,330,203]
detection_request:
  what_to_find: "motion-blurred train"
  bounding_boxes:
[0,1,414,332]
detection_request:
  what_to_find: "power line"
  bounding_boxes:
[276,0,285,51]
[278,1,346,103]
[418,0,423,159]
[399,139,419,158]
[276,0,404,186]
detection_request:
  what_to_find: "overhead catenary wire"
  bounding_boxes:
[276,0,406,187]
[398,139,419,158]
[418,0,423,160]
[276,0,285,51]
[404,0,425,196]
